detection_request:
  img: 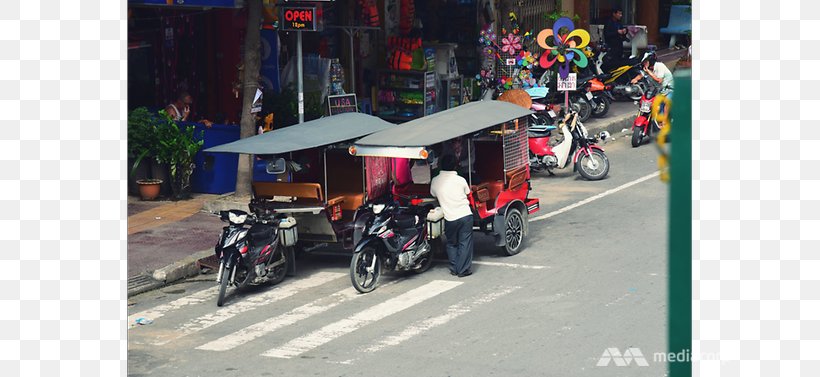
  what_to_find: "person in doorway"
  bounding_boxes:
[165,91,214,127]
[430,154,474,277]
[165,92,193,121]
[603,6,629,67]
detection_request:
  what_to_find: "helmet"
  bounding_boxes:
[641,51,657,66]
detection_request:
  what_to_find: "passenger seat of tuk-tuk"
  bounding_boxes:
[325,152,366,213]
[252,182,325,205]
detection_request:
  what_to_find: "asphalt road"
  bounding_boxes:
[127,133,669,377]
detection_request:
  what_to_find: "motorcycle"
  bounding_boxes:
[349,199,435,293]
[213,207,296,306]
[631,76,663,147]
[592,42,652,101]
[528,109,611,180]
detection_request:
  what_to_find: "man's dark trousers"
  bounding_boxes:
[444,215,473,275]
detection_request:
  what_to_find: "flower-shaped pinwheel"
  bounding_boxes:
[536,17,591,79]
[517,51,536,69]
[501,33,522,56]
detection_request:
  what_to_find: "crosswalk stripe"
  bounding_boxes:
[149,271,344,346]
[195,279,401,352]
[261,279,463,359]
[128,286,218,329]
[337,285,521,365]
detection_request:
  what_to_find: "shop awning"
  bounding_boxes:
[204,112,397,155]
[354,101,533,148]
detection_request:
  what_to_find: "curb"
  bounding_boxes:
[127,249,214,298]
[585,111,636,140]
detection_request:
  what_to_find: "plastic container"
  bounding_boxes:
[278,217,298,246]
[426,207,445,239]
[186,122,240,194]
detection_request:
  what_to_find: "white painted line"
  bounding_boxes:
[149,271,344,346]
[472,261,550,270]
[261,280,463,359]
[354,285,521,359]
[196,279,400,352]
[128,286,218,329]
[529,171,660,222]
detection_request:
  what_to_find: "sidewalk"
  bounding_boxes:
[126,103,639,297]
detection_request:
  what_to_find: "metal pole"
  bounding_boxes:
[467,139,472,186]
[323,148,328,203]
[348,28,355,94]
[297,30,304,124]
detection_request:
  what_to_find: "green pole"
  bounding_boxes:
[668,69,691,377]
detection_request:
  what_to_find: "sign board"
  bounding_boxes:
[129,0,243,8]
[327,94,358,115]
[506,58,516,66]
[557,73,577,91]
[280,6,323,32]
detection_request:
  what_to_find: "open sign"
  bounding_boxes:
[280,6,322,31]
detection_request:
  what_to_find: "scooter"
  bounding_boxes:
[213,208,296,306]
[528,109,610,180]
[631,76,663,147]
[349,199,435,293]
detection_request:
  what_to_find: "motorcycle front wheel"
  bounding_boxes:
[573,99,592,122]
[576,149,610,181]
[632,128,643,147]
[350,247,382,293]
[217,264,231,307]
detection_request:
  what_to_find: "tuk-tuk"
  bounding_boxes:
[350,100,541,256]
[205,113,397,252]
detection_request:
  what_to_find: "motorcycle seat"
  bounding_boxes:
[531,102,547,111]
[393,214,417,229]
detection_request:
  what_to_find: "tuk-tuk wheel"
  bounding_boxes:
[501,208,524,256]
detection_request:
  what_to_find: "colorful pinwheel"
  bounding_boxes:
[501,33,522,56]
[536,17,591,79]
[517,51,536,69]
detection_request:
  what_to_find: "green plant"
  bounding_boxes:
[128,107,160,178]
[544,0,581,24]
[154,110,204,200]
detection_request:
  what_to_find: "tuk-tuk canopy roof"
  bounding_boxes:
[354,101,533,148]
[204,112,397,155]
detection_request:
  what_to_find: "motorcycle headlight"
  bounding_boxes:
[228,211,248,225]
[373,204,385,215]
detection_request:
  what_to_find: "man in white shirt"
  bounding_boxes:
[631,54,674,98]
[430,154,474,277]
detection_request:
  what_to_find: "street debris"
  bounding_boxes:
[135,317,153,325]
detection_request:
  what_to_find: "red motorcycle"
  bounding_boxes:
[631,76,662,148]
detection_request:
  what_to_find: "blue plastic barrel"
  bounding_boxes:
[185,122,240,194]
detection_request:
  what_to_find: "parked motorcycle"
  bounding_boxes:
[349,199,436,293]
[529,109,610,180]
[213,207,296,306]
[631,76,663,147]
[592,42,652,101]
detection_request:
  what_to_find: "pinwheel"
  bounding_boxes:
[536,17,591,79]
[501,33,522,56]
[517,51,536,69]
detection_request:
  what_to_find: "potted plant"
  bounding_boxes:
[153,110,204,200]
[128,107,165,200]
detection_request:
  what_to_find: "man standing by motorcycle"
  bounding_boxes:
[631,54,675,125]
[430,154,474,278]
[603,7,629,69]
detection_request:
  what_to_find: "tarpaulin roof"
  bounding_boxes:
[354,101,533,147]
[204,113,397,154]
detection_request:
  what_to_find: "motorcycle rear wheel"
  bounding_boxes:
[412,241,434,274]
[576,149,610,181]
[265,247,289,286]
[592,96,611,117]
[350,247,382,293]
